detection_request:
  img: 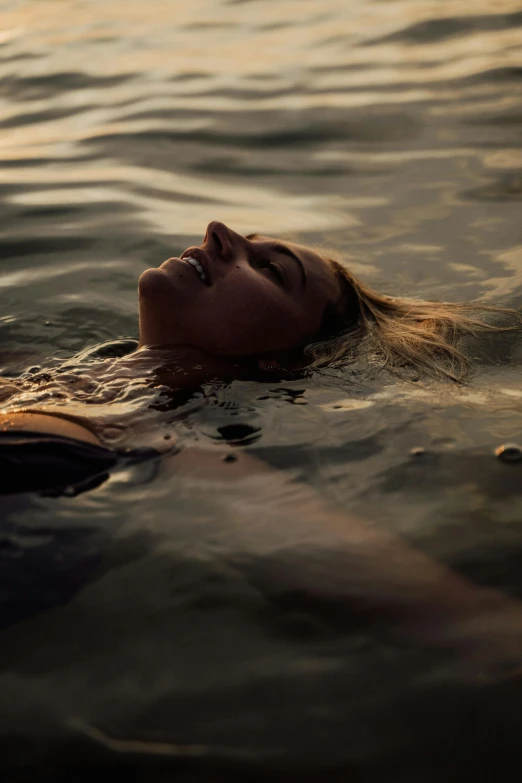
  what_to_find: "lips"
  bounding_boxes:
[181,247,212,286]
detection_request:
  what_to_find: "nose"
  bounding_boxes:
[204,221,243,262]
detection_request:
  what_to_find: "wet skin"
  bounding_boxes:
[138,221,339,358]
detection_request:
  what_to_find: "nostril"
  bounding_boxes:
[213,231,223,252]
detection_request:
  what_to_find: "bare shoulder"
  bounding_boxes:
[0,410,103,447]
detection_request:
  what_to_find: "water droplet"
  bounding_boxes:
[101,425,125,442]
[321,399,374,412]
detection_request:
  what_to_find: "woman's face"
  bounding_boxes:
[138,221,340,357]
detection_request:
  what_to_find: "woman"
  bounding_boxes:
[137,220,505,382]
[3,221,522,684]
[0,220,515,494]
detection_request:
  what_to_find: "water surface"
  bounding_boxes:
[1,0,522,779]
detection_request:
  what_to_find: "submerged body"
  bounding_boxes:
[2,221,522,728]
[0,220,517,475]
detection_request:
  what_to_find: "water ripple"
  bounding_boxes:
[1,1,522,778]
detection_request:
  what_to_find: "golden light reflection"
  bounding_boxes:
[1,0,521,239]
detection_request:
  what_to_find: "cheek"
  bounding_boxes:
[190,278,304,354]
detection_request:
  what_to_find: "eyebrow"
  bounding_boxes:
[272,242,307,287]
[246,234,306,287]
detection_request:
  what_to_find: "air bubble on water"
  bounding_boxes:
[495,444,522,463]
[320,399,374,412]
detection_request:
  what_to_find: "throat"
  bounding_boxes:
[124,345,248,391]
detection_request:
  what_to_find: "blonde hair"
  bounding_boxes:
[305,259,519,382]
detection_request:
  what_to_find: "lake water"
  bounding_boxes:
[1,0,522,779]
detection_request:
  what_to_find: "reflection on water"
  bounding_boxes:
[1,0,522,779]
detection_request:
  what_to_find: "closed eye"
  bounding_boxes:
[255,256,286,284]
[266,261,285,284]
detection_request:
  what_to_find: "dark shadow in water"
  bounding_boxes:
[79,107,421,167]
[0,106,98,129]
[374,446,522,592]
[3,656,522,782]
[0,52,42,63]
[367,11,522,46]
[0,236,97,258]
[459,66,522,84]
[461,172,522,202]
[252,436,383,473]
[0,154,97,169]
[0,501,156,631]
[0,72,139,102]
[0,520,106,630]
[214,423,263,446]
[170,70,211,81]
[380,448,522,504]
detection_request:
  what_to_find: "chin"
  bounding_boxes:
[138,267,169,299]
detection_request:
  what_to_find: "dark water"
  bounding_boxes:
[1,1,522,779]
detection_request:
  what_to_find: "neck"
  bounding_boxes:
[122,344,253,391]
